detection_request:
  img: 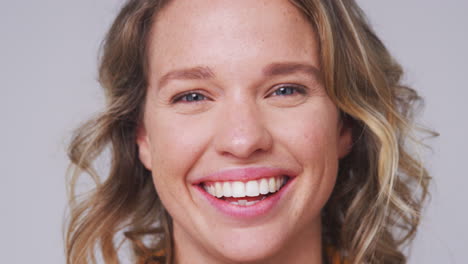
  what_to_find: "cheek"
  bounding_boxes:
[289,119,340,188]
[146,111,213,190]
[271,103,340,212]
[273,103,341,167]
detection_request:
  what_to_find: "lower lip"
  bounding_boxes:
[195,178,294,219]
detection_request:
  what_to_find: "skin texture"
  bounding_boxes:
[136,0,352,263]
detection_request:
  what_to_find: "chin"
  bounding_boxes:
[204,225,292,263]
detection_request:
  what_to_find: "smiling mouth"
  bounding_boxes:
[201,176,289,206]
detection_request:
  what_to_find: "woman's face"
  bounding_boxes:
[137,0,351,262]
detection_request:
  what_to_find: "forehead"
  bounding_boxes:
[148,0,319,83]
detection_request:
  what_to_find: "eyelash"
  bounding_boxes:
[269,85,307,97]
[172,91,209,103]
[172,85,306,103]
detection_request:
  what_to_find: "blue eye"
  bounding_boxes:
[175,92,207,103]
[272,86,304,96]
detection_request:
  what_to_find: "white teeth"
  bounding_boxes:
[207,185,215,196]
[275,177,282,191]
[268,177,276,193]
[215,182,223,198]
[204,176,287,199]
[222,182,232,197]
[259,178,269,195]
[245,200,258,206]
[237,200,247,206]
[245,180,259,197]
[229,196,266,206]
[232,181,246,198]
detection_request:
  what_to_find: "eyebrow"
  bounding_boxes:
[263,62,320,79]
[157,62,321,89]
[158,66,215,88]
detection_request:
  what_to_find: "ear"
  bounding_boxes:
[337,116,353,159]
[136,123,153,171]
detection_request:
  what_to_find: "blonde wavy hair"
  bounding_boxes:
[65,0,433,263]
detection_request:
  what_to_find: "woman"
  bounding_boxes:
[65,0,432,263]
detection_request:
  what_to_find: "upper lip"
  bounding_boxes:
[192,166,297,185]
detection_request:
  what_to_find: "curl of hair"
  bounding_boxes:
[65,0,434,263]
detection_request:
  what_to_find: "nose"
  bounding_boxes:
[213,97,273,160]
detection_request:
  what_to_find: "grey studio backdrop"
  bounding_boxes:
[1,0,466,263]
